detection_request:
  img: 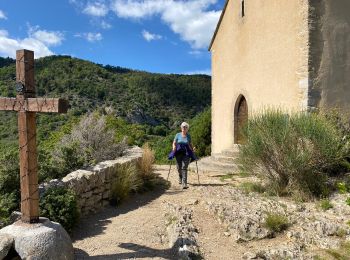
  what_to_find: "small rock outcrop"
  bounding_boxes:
[204,188,284,242]
[164,202,200,259]
[200,185,350,258]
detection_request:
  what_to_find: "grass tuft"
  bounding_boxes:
[219,174,235,182]
[240,182,266,194]
[318,199,333,211]
[321,241,350,260]
[111,163,142,204]
[263,212,289,233]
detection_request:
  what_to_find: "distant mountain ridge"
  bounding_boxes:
[0,55,211,145]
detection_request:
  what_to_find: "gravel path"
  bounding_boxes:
[72,164,350,260]
[72,165,241,259]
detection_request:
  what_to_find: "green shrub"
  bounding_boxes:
[337,182,348,194]
[152,134,175,164]
[40,187,79,233]
[318,199,333,211]
[38,142,84,182]
[345,197,350,206]
[189,107,211,157]
[263,212,289,233]
[0,192,18,227]
[239,110,349,200]
[0,147,20,197]
[344,176,350,193]
[111,164,142,204]
[36,113,130,181]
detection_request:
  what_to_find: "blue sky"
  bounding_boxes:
[0,0,225,74]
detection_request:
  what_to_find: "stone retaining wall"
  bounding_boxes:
[39,146,143,216]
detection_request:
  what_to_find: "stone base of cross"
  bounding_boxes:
[0,50,68,223]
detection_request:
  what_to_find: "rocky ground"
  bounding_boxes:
[72,165,350,259]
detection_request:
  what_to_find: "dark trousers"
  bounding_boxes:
[175,153,190,185]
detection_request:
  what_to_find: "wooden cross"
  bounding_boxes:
[0,50,69,223]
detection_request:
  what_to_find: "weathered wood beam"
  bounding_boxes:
[16,49,39,223]
[0,97,69,113]
[18,111,39,223]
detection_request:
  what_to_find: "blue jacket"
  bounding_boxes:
[168,143,197,162]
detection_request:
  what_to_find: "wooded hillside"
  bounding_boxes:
[0,55,211,147]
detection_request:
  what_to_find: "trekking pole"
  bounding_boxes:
[167,160,173,181]
[196,160,200,184]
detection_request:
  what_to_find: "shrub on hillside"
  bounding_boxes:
[189,107,211,157]
[0,147,20,197]
[0,192,18,228]
[0,147,21,226]
[53,113,127,173]
[239,110,349,200]
[152,134,175,164]
[40,187,79,233]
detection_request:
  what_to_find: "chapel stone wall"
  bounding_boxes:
[211,0,309,153]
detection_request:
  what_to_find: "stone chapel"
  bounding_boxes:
[209,0,350,154]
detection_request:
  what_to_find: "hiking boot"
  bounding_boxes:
[179,179,182,184]
[182,184,188,189]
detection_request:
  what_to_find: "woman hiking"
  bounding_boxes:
[172,122,195,189]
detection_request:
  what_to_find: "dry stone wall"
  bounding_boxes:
[39,146,142,216]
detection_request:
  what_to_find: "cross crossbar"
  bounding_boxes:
[0,97,68,113]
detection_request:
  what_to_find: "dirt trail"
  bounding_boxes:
[72,165,241,259]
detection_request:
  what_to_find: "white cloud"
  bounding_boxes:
[100,20,112,29]
[0,30,8,37]
[183,69,211,75]
[189,50,203,55]
[75,32,103,42]
[142,30,162,42]
[110,0,221,49]
[111,0,165,19]
[0,10,7,20]
[0,26,64,58]
[83,2,108,17]
[29,28,64,46]
[0,29,53,58]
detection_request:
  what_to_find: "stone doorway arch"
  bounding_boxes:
[234,95,248,144]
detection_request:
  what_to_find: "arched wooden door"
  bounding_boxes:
[234,95,248,144]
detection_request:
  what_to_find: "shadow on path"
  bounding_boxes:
[73,237,202,260]
[71,178,171,241]
[74,242,178,259]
